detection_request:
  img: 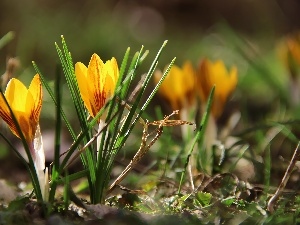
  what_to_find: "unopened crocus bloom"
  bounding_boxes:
[154,61,195,110]
[197,58,237,119]
[75,53,119,121]
[278,33,300,105]
[278,33,300,76]
[0,74,47,200]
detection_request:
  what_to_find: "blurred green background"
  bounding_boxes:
[1,0,299,73]
[1,0,299,117]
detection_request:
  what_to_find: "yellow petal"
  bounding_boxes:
[103,59,117,98]
[158,65,181,109]
[104,58,119,96]
[287,37,300,65]
[197,59,211,101]
[197,59,237,119]
[155,61,196,110]
[3,79,29,139]
[29,74,43,120]
[111,57,120,84]
[0,92,17,136]
[87,54,106,117]
[5,78,28,112]
[182,61,196,105]
[182,61,195,90]
[0,75,43,142]
[88,54,104,92]
[75,61,94,117]
[18,113,32,141]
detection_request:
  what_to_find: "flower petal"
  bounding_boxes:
[197,59,237,119]
[5,78,28,112]
[29,74,42,122]
[75,61,94,116]
[103,58,119,98]
[182,61,196,105]
[197,59,211,101]
[1,79,29,138]
[33,124,45,170]
[0,75,43,142]
[155,61,196,110]
[88,54,104,92]
[0,92,18,137]
[87,54,106,116]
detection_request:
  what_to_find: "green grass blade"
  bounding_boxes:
[56,37,95,178]
[0,31,14,49]
[56,169,88,184]
[270,122,298,144]
[54,65,62,170]
[219,23,288,103]
[55,37,101,203]
[32,61,76,140]
[178,86,215,194]
[59,103,109,171]
[49,65,63,202]
[118,47,130,89]
[55,42,87,129]
[264,146,271,194]
[119,47,144,100]
[141,57,176,111]
[115,41,168,150]
[0,132,28,166]
[63,171,70,209]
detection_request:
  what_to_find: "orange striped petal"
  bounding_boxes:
[29,74,43,120]
[87,54,106,117]
[0,75,42,142]
[0,92,18,137]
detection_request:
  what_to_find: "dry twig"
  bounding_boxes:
[107,110,194,194]
[267,142,300,213]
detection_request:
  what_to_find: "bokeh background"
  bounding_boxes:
[1,0,300,186]
[1,0,300,119]
[1,0,300,74]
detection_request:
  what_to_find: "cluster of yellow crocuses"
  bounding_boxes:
[154,58,238,119]
[0,56,237,159]
[0,53,119,152]
[0,52,236,200]
[0,53,119,201]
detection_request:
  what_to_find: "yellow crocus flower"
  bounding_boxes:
[0,74,47,201]
[75,53,119,120]
[0,74,42,145]
[154,61,195,110]
[197,59,237,119]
